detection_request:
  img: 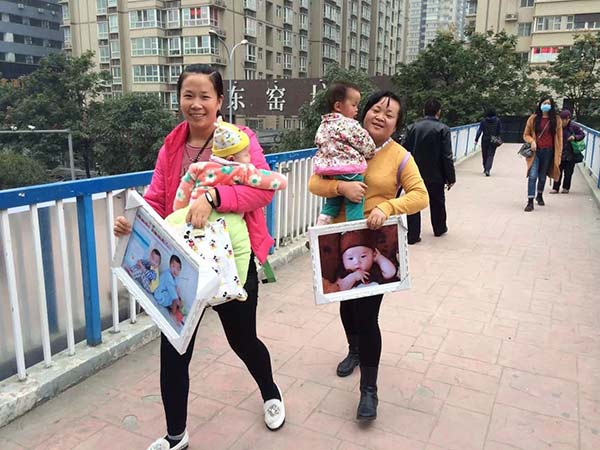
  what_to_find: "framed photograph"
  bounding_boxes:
[308,216,410,305]
[112,191,220,355]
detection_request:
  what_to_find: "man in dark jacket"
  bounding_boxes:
[403,99,456,244]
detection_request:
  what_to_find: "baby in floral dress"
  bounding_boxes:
[313,81,376,225]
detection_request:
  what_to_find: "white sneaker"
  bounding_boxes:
[146,431,189,450]
[264,385,285,431]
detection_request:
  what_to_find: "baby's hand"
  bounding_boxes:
[352,269,370,284]
[136,260,144,269]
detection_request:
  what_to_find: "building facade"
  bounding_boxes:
[404,0,467,62]
[60,0,406,116]
[473,0,600,65]
[0,0,63,79]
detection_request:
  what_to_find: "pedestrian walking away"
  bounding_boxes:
[550,109,585,195]
[522,96,563,212]
[113,64,285,450]
[474,107,502,176]
[403,98,456,244]
[309,90,428,422]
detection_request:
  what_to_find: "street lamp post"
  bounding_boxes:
[209,30,248,123]
[0,128,75,180]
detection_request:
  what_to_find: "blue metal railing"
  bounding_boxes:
[577,123,600,187]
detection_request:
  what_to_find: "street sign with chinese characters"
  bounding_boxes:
[222,76,394,116]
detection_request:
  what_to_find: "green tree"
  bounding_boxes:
[0,51,110,175]
[393,30,539,126]
[89,93,177,175]
[541,32,600,120]
[0,151,50,189]
[276,64,377,152]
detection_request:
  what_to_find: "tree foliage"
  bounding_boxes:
[0,51,110,173]
[393,30,540,126]
[276,64,377,152]
[0,151,50,189]
[540,32,600,120]
[90,93,177,175]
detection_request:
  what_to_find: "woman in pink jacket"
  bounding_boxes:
[114,64,285,450]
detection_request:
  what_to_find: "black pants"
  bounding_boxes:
[160,257,278,436]
[339,294,383,367]
[407,181,447,241]
[481,140,496,173]
[553,160,576,191]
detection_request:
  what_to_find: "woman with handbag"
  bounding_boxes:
[522,96,563,212]
[474,107,502,176]
[550,109,585,194]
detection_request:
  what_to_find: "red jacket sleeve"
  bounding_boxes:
[144,145,168,218]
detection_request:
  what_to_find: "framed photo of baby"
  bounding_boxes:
[112,191,220,354]
[308,216,410,305]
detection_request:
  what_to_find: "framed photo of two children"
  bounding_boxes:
[308,216,410,305]
[112,191,220,355]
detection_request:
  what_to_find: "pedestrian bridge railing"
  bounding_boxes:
[0,123,481,382]
[577,123,600,188]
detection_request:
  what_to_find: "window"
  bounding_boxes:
[183,35,218,55]
[110,66,121,84]
[245,69,256,79]
[110,39,120,58]
[566,15,574,30]
[170,92,179,110]
[283,52,292,69]
[182,7,218,27]
[62,4,69,21]
[299,55,307,72]
[166,9,180,28]
[168,37,181,56]
[518,22,532,36]
[245,17,257,36]
[63,26,71,45]
[520,0,534,7]
[276,52,282,64]
[108,14,118,32]
[129,9,162,29]
[283,30,292,47]
[276,5,282,17]
[531,46,560,63]
[299,14,308,29]
[98,21,108,39]
[246,44,257,62]
[131,37,167,56]
[133,65,168,83]
[284,7,293,24]
[573,14,600,30]
[299,35,308,51]
[108,0,117,6]
[99,46,110,63]
[97,0,107,15]
[170,65,182,83]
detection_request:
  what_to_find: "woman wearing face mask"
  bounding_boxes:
[522,96,563,212]
[550,109,585,194]
[308,91,428,422]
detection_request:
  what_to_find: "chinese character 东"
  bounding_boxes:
[228,85,245,111]
[266,81,286,112]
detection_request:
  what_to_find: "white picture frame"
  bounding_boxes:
[112,190,220,355]
[308,216,410,305]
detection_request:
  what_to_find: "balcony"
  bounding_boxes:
[244,0,257,11]
[505,13,518,21]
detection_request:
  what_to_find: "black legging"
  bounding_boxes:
[160,257,278,436]
[339,294,384,367]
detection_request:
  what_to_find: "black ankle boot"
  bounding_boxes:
[536,193,545,206]
[524,198,534,212]
[336,335,359,377]
[357,366,378,421]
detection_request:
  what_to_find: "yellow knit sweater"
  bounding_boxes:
[308,139,429,222]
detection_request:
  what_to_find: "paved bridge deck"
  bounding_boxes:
[2,144,600,450]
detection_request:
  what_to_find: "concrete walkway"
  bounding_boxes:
[1,144,600,450]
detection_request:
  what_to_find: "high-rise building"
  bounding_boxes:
[472,0,600,65]
[60,0,406,112]
[0,0,63,79]
[404,0,467,62]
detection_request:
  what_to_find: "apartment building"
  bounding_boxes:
[60,0,406,118]
[404,0,467,62]
[472,0,600,64]
[0,0,63,79]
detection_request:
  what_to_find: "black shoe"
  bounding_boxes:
[434,227,447,237]
[357,366,378,421]
[336,335,359,377]
[536,193,545,206]
[407,237,421,245]
[485,171,490,176]
[524,198,534,212]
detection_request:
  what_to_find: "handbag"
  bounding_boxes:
[571,139,585,154]
[490,135,503,146]
[517,142,532,158]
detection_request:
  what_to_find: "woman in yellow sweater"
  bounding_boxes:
[308,91,429,421]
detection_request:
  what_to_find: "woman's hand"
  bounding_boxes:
[567,135,575,141]
[113,216,132,237]
[530,141,537,152]
[186,189,214,228]
[366,207,387,230]
[337,180,367,203]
